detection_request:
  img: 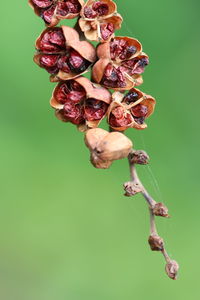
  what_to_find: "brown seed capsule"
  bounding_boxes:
[50,77,112,131]
[92,36,148,90]
[165,260,179,280]
[79,0,123,42]
[29,0,84,27]
[85,128,133,169]
[123,181,142,196]
[108,90,156,131]
[148,235,164,251]
[34,26,97,82]
[153,202,169,218]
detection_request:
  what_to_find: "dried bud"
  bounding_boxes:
[165,260,179,280]
[85,128,133,169]
[129,150,149,165]
[153,202,169,218]
[148,235,164,251]
[123,181,142,196]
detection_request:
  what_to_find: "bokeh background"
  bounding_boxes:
[0,0,199,299]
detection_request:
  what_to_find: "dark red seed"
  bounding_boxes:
[40,54,59,67]
[55,83,71,104]
[42,5,56,24]
[57,56,70,73]
[32,0,53,8]
[123,91,139,104]
[84,7,97,18]
[68,50,89,73]
[39,29,65,52]
[92,1,109,16]
[131,104,148,117]
[84,98,108,121]
[62,101,84,125]
[100,23,114,41]
[109,106,133,127]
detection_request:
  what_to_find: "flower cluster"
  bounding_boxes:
[31,0,155,133]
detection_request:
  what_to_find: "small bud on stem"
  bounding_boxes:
[165,260,179,280]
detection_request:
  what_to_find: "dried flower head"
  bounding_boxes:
[108,90,156,131]
[79,0,123,42]
[50,77,111,130]
[29,0,84,26]
[34,26,96,81]
[92,36,148,90]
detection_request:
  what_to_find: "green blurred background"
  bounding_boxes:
[0,0,199,299]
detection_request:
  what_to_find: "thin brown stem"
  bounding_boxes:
[127,151,178,279]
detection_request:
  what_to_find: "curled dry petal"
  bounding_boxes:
[108,89,156,131]
[79,0,123,42]
[92,36,147,90]
[50,77,111,130]
[85,128,133,169]
[29,0,84,26]
[34,26,96,81]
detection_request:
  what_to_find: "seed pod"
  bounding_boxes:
[50,77,111,130]
[148,235,164,251]
[79,0,123,42]
[29,0,84,27]
[165,260,179,280]
[92,36,148,90]
[85,128,133,169]
[108,89,156,131]
[34,26,96,81]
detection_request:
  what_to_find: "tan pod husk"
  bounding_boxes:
[85,128,133,169]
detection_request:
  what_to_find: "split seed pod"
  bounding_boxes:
[85,128,133,169]
[92,36,148,90]
[79,0,123,42]
[34,26,96,81]
[108,89,156,131]
[29,0,84,27]
[50,77,112,131]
